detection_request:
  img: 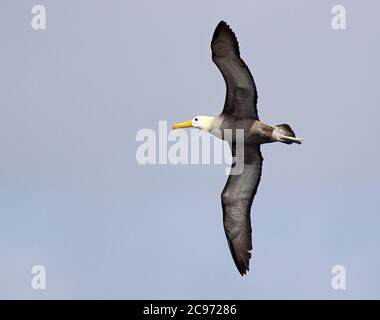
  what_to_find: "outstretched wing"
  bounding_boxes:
[221,145,263,275]
[211,21,259,119]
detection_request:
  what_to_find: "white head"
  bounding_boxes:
[172,115,214,131]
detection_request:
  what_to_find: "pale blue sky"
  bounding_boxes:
[0,0,379,299]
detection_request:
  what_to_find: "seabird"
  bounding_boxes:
[172,21,302,275]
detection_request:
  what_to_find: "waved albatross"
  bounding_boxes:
[172,21,303,275]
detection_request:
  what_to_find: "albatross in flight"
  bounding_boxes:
[172,21,303,275]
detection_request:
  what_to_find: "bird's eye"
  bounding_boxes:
[195,118,198,121]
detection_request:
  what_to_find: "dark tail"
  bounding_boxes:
[275,124,295,137]
[275,124,302,145]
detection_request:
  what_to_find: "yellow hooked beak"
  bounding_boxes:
[172,119,193,129]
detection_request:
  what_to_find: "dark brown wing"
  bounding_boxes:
[221,145,263,275]
[211,21,259,119]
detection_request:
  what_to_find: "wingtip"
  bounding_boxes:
[211,20,240,57]
[213,21,227,39]
[237,265,250,276]
[226,239,252,276]
[238,269,247,277]
[215,20,231,33]
[217,20,228,27]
